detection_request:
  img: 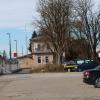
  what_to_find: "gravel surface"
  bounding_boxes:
[0,72,100,100]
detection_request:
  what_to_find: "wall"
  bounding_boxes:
[33,54,53,65]
[18,58,34,68]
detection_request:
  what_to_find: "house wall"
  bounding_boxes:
[32,54,53,65]
[18,58,34,68]
[32,41,52,52]
[18,55,53,70]
[31,40,53,65]
[32,42,44,52]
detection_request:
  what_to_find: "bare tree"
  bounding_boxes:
[74,0,100,60]
[35,0,73,64]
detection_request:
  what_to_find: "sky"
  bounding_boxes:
[0,0,39,57]
[0,0,100,58]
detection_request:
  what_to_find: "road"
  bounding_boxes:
[0,72,100,100]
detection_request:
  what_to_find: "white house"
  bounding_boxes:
[31,35,53,65]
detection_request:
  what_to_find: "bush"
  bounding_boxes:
[44,64,64,72]
[32,64,64,73]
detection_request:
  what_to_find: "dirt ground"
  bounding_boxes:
[0,72,100,100]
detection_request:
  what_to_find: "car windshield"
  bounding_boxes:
[94,65,100,70]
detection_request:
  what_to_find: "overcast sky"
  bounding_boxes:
[0,0,100,57]
[0,0,38,28]
[0,0,38,57]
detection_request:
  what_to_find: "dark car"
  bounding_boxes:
[83,65,100,88]
[76,61,100,72]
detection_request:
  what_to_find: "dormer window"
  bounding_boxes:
[37,44,41,51]
[47,44,50,50]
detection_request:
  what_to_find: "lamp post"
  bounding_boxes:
[14,40,18,68]
[14,40,18,57]
[7,33,12,71]
[22,45,23,56]
[26,35,28,55]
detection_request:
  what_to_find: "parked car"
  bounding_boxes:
[64,61,78,72]
[83,65,100,88]
[76,61,100,72]
[75,59,92,65]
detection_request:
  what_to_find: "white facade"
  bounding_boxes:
[31,37,53,65]
[33,54,53,65]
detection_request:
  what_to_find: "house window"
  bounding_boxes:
[37,44,41,51]
[45,56,49,63]
[47,44,50,50]
[38,57,41,63]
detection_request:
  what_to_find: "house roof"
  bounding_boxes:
[17,54,33,59]
[33,52,53,55]
[32,35,48,42]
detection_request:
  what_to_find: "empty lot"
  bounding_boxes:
[0,72,100,100]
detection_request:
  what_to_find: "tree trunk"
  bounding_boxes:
[53,53,61,64]
[92,46,97,60]
[57,54,61,65]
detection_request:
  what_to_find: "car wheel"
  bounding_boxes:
[94,78,100,88]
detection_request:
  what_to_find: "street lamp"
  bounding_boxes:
[7,33,12,71]
[26,35,28,55]
[14,40,18,68]
[14,40,18,57]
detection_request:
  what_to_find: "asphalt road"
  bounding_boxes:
[0,73,100,100]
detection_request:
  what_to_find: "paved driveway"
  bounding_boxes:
[0,73,100,100]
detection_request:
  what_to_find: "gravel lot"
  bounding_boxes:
[0,72,100,100]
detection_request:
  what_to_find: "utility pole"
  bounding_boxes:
[7,33,12,72]
[22,45,23,56]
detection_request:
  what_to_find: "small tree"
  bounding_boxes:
[29,31,37,53]
[3,50,7,60]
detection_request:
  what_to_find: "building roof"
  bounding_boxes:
[33,52,53,55]
[32,35,48,42]
[17,54,33,59]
